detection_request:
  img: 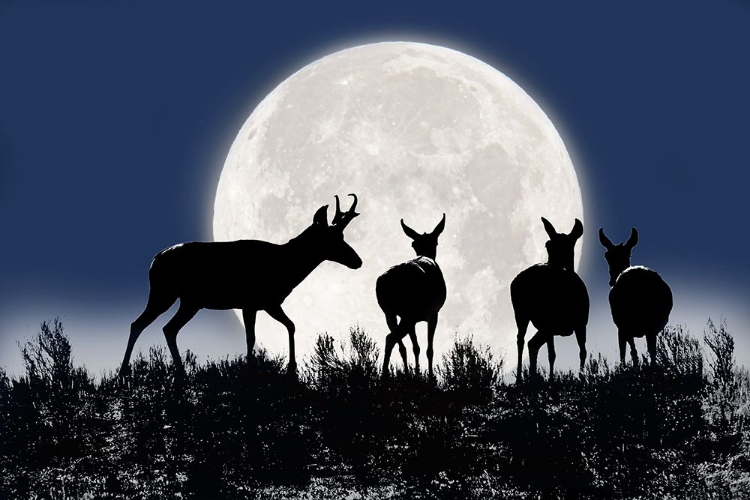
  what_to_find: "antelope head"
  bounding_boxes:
[599,227,638,286]
[542,217,584,271]
[309,193,362,269]
[401,213,446,260]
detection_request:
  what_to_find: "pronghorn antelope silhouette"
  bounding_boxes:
[599,227,673,365]
[377,214,447,378]
[511,218,589,381]
[119,194,362,377]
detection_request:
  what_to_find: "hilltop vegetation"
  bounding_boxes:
[0,320,748,499]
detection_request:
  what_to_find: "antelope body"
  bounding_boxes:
[377,214,447,378]
[511,218,589,381]
[599,228,672,365]
[119,195,361,377]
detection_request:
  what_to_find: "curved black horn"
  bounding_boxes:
[334,194,342,218]
[332,193,359,229]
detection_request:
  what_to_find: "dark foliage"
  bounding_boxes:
[438,334,502,405]
[1,320,748,499]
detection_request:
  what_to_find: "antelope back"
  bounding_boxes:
[608,266,673,332]
[511,263,589,331]
[376,256,446,321]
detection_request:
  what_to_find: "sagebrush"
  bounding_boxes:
[0,320,748,499]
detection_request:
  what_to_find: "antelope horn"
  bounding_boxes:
[332,193,359,229]
[334,194,342,220]
[347,193,358,214]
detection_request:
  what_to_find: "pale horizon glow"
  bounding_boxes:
[2,286,748,379]
[0,275,747,377]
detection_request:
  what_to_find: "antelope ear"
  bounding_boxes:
[626,227,639,250]
[599,228,615,249]
[313,205,329,226]
[570,219,584,240]
[541,217,557,238]
[431,213,446,237]
[401,219,421,240]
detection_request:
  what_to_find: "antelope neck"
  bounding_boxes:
[280,235,326,285]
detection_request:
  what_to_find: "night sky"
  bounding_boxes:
[2,1,749,375]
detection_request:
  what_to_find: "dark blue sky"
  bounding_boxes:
[2,1,749,374]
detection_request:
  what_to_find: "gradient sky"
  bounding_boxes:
[2,1,749,376]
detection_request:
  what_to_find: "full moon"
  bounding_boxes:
[213,42,583,368]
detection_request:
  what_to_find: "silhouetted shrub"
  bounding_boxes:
[705,319,738,422]
[2,319,749,499]
[306,333,346,393]
[439,335,501,404]
[658,324,703,379]
[579,352,613,383]
[302,328,386,482]
[4,320,99,497]
[703,318,748,475]
[19,318,91,390]
[305,326,380,394]
[349,325,381,379]
[0,366,10,493]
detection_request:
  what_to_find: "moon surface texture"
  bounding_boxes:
[214,42,583,368]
